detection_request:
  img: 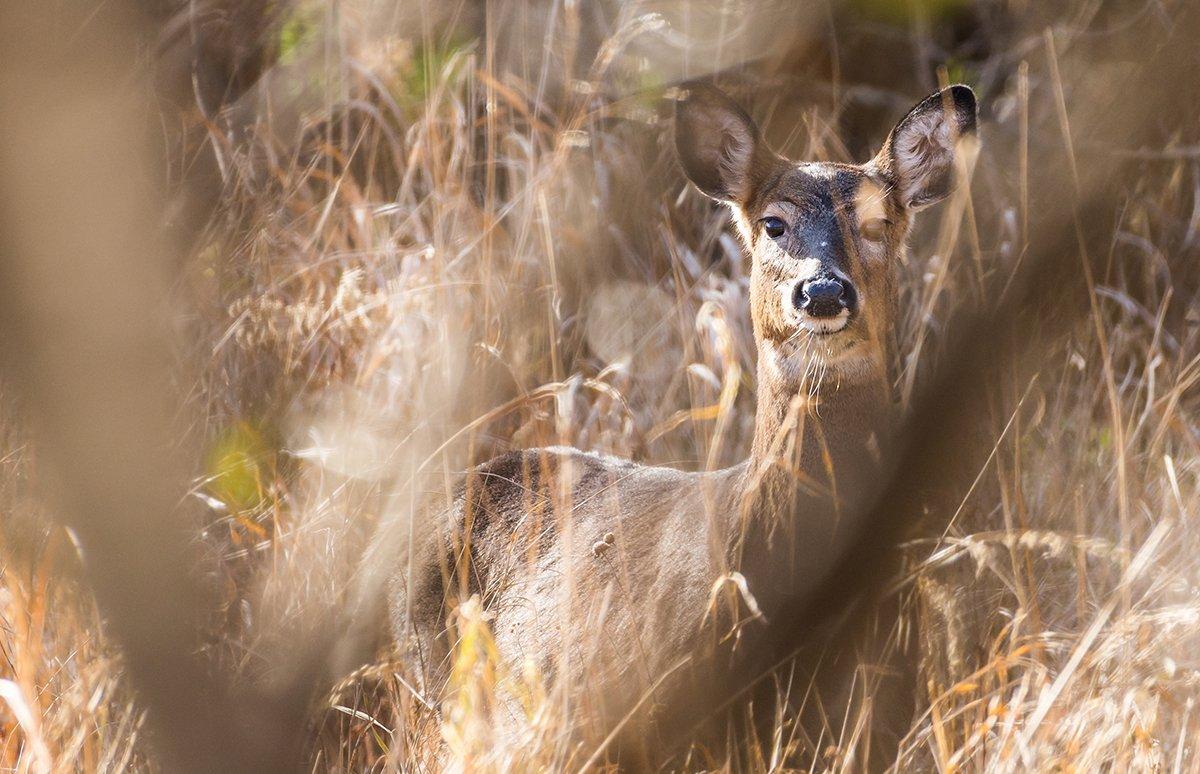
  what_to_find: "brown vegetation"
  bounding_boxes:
[2,0,1200,771]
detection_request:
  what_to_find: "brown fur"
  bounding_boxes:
[388,84,979,759]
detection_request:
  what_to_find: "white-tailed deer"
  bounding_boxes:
[390,83,978,754]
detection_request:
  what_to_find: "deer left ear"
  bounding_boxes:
[875,85,979,211]
[675,84,769,205]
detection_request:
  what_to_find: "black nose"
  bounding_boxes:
[795,276,856,318]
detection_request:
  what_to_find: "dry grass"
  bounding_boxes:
[3,0,1200,770]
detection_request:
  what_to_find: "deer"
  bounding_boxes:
[389,83,979,759]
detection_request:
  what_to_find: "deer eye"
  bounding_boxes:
[761,216,786,239]
[860,218,889,242]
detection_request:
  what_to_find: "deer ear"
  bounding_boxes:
[675,85,766,204]
[875,85,978,211]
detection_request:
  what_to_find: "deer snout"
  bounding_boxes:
[794,275,857,318]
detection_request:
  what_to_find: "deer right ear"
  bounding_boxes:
[874,85,979,211]
[674,85,765,204]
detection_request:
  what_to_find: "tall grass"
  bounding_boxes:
[3,0,1200,770]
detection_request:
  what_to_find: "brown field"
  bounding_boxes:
[2,0,1200,771]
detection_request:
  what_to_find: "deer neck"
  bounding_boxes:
[748,342,892,486]
[725,339,895,611]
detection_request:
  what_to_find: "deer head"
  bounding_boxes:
[675,85,978,393]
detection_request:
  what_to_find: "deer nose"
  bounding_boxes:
[796,276,856,318]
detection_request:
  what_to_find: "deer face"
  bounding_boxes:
[676,85,978,388]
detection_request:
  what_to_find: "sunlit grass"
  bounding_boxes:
[2,0,1200,771]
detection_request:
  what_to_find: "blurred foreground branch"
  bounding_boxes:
[0,2,298,771]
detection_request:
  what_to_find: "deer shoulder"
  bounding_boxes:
[393,446,735,692]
